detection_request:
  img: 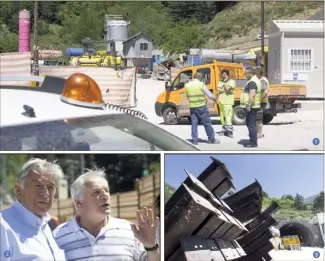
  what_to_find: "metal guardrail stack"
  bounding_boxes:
[165,156,280,261]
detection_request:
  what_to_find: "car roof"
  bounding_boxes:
[0,88,125,127]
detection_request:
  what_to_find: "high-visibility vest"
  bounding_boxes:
[116,56,121,65]
[240,75,262,109]
[217,78,235,105]
[185,79,207,108]
[261,76,269,103]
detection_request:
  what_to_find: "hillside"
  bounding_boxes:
[165,184,324,219]
[0,1,323,53]
[203,1,323,49]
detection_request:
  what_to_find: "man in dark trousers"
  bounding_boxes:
[185,72,220,145]
[240,68,262,148]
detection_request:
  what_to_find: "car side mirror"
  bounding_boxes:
[165,81,171,91]
[180,82,185,88]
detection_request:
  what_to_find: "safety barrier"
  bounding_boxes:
[0,52,32,86]
[40,66,136,106]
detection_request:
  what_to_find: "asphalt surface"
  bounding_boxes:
[270,247,323,261]
[136,79,324,151]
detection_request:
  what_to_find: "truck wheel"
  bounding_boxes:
[233,105,246,125]
[263,112,274,124]
[163,107,180,125]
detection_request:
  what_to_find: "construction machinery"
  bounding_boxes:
[68,38,126,68]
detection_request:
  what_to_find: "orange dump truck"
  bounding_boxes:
[155,61,306,125]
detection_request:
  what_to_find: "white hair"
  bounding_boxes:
[17,158,63,188]
[70,168,108,205]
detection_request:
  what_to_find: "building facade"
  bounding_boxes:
[268,20,324,99]
[123,33,153,68]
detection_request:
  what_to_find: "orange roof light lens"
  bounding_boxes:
[60,73,104,108]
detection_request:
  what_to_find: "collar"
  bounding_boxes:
[12,200,51,229]
[71,215,118,233]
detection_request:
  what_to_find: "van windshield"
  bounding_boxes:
[172,70,193,90]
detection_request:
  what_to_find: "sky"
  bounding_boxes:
[165,154,324,198]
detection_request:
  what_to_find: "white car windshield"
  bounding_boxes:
[0,114,199,151]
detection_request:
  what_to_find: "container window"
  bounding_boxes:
[289,48,312,72]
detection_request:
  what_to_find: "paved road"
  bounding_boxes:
[136,79,324,151]
[270,247,323,261]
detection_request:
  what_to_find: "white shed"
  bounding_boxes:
[268,20,324,99]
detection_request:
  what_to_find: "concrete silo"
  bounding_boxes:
[104,15,130,55]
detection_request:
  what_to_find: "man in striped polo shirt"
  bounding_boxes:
[53,169,160,261]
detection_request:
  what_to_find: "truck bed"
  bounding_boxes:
[233,82,307,100]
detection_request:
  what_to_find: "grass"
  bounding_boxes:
[263,197,315,219]
[203,1,323,49]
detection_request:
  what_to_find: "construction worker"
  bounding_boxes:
[240,67,262,148]
[185,72,219,145]
[217,69,236,138]
[115,52,122,70]
[257,69,269,138]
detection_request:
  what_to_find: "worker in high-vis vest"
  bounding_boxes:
[217,69,236,138]
[240,67,262,147]
[115,52,122,70]
[257,69,270,139]
[185,71,220,145]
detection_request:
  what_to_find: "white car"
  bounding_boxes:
[0,74,199,151]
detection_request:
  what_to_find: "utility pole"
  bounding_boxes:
[261,1,265,74]
[33,1,39,77]
[80,154,85,172]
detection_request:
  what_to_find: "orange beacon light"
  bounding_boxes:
[60,73,104,108]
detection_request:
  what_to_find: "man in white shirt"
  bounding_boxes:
[53,169,160,261]
[0,158,66,261]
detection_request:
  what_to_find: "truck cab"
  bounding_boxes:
[155,61,306,125]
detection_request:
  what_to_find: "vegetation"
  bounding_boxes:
[203,1,323,49]
[0,1,322,53]
[165,184,324,219]
[0,154,160,197]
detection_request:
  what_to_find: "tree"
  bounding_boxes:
[262,191,269,198]
[8,154,160,195]
[165,184,176,203]
[0,24,18,52]
[0,155,29,194]
[293,193,307,210]
[282,194,294,201]
[312,191,324,212]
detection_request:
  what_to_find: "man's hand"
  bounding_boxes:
[131,207,159,248]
